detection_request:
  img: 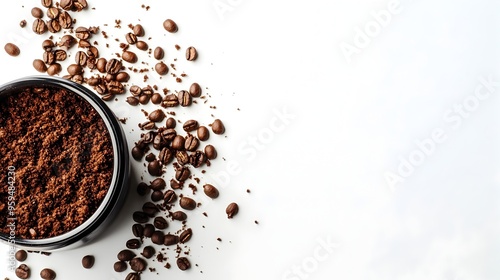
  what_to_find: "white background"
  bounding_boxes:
[1,0,500,279]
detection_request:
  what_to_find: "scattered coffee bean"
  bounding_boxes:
[132,223,144,238]
[163,189,177,204]
[190,150,207,167]
[117,249,136,262]
[180,228,193,243]
[60,0,73,10]
[114,261,127,272]
[175,166,191,181]
[155,61,169,75]
[58,11,73,29]
[47,63,62,76]
[122,51,138,63]
[82,255,95,269]
[189,82,202,97]
[142,202,159,217]
[125,272,141,280]
[149,109,166,122]
[163,19,178,33]
[162,93,179,107]
[147,160,162,176]
[15,250,27,262]
[116,72,130,82]
[136,40,149,51]
[177,90,191,107]
[67,64,83,75]
[47,7,59,19]
[54,49,67,61]
[226,202,239,219]
[179,196,197,210]
[197,126,209,141]
[177,257,191,270]
[127,96,140,106]
[58,34,76,48]
[154,47,164,60]
[211,119,225,134]
[151,230,165,245]
[163,234,179,246]
[153,216,168,230]
[125,32,138,44]
[175,150,189,165]
[33,59,47,73]
[31,7,44,18]
[15,264,30,279]
[184,135,199,152]
[171,135,185,150]
[133,24,145,36]
[203,184,219,199]
[183,120,198,132]
[158,147,173,164]
[32,18,47,34]
[151,190,163,202]
[130,257,147,272]
[41,0,52,8]
[126,238,142,249]
[143,224,155,238]
[166,117,176,128]
[42,39,55,51]
[141,246,155,259]
[172,210,187,221]
[186,46,197,61]
[132,211,149,223]
[96,57,107,73]
[4,43,20,56]
[106,58,122,74]
[75,26,90,40]
[150,178,166,191]
[40,268,56,280]
[205,144,217,160]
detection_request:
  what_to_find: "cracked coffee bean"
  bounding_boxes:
[186,46,197,61]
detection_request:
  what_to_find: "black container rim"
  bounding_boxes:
[0,76,129,250]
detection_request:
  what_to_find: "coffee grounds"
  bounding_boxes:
[0,86,113,239]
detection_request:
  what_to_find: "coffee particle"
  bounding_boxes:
[117,249,136,262]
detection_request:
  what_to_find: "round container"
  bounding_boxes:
[0,76,129,251]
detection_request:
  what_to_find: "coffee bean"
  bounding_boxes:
[125,272,141,280]
[126,238,142,249]
[132,223,144,238]
[142,202,159,217]
[116,72,130,82]
[163,234,179,246]
[130,257,147,272]
[60,0,73,10]
[54,49,67,61]
[186,46,197,61]
[163,19,178,33]
[42,39,55,51]
[125,97,139,107]
[122,51,138,63]
[41,0,53,8]
[149,109,166,122]
[180,228,193,243]
[31,7,44,18]
[189,82,202,97]
[175,166,191,181]
[149,178,166,191]
[131,145,145,160]
[106,58,122,74]
[162,93,179,107]
[133,24,145,36]
[141,246,155,259]
[72,74,84,84]
[96,58,107,73]
[148,160,162,176]
[15,250,27,261]
[58,11,73,29]
[154,47,164,60]
[158,147,173,164]
[226,202,239,219]
[166,117,176,128]
[172,210,187,221]
[184,135,199,152]
[114,261,127,272]
[177,257,191,270]
[47,19,61,33]
[177,90,191,107]
[146,153,157,162]
[15,264,30,279]
[43,51,56,65]
[211,119,225,134]
[132,211,149,223]
[151,230,165,245]
[143,224,155,237]
[151,190,163,202]
[175,150,189,166]
[190,150,207,168]
[136,40,148,51]
[74,0,87,11]
[125,32,138,44]
[171,135,185,150]
[151,93,163,104]
[59,34,76,48]
[47,7,59,19]
[163,189,177,204]
[82,255,95,269]
[153,134,165,150]
[33,59,47,73]
[197,126,209,141]
[117,249,136,261]
[182,120,198,132]
[67,64,83,75]
[155,62,169,75]
[47,63,62,76]
[153,216,168,230]
[75,26,90,40]
[179,196,196,210]
[40,268,56,280]
[33,18,47,34]
[4,43,20,56]
[203,184,219,199]
[142,85,154,95]
[170,179,182,190]
[74,51,87,66]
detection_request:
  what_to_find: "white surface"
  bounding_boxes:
[1,0,500,279]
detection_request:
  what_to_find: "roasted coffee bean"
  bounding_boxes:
[125,32,137,44]
[101,93,114,101]
[183,120,198,132]
[72,74,84,84]
[106,58,122,74]
[117,249,136,261]
[180,228,193,244]
[163,190,177,204]
[189,82,202,97]
[179,196,196,210]
[116,72,130,82]
[47,19,61,33]
[133,24,145,36]
[31,7,44,18]
[184,135,199,151]
[132,211,149,223]
[33,18,47,34]
[141,131,156,144]
[153,216,168,230]
[143,224,155,237]
[145,153,156,162]
[104,73,115,82]
[4,43,20,56]
[132,223,144,238]
[87,77,101,86]
[78,38,91,48]
[136,182,148,196]
[175,150,189,165]
[163,19,178,33]
[58,11,73,29]
[59,34,76,48]
[67,64,83,75]
[107,80,125,94]
[212,119,225,134]
[166,117,176,128]
[177,257,191,270]
[154,47,164,60]
[142,202,159,217]
[170,179,182,190]
[130,257,147,272]
[178,90,191,107]
[148,160,162,176]
[226,202,239,219]
[96,57,107,73]
[172,210,187,221]
[150,178,166,191]
[203,184,219,199]
[74,0,88,11]
[141,246,155,259]
[158,147,173,164]
[171,135,185,150]
[186,46,197,61]
[136,40,148,51]
[82,255,95,269]
[142,85,154,95]
[175,166,190,181]
[131,145,144,160]
[33,59,47,73]
[151,231,165,245]
[151,190,163,202]
[126,238,142,249]
[125,272,141,280]
[60,0,73,10]
[47,7,59,19]
[15,264,30,279]
[41,0,53,8]
[43,51,55,65]
[54,49,67,61]
[162,93,179,107]
[42,39,55,51]
[47,63,62,76]
[114,261,127,272]
[190,151,207,167]
[164,234,179,246]
[149,109,166,122]
[74,51,87,66]
[75,26,90,40]
[122,50,137,63]
[127,96,140,106]
[151,93,162,104]
[128,85,141,97]
[15,250,27,261]
[155,62,168,75]
[40,268,56,280]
